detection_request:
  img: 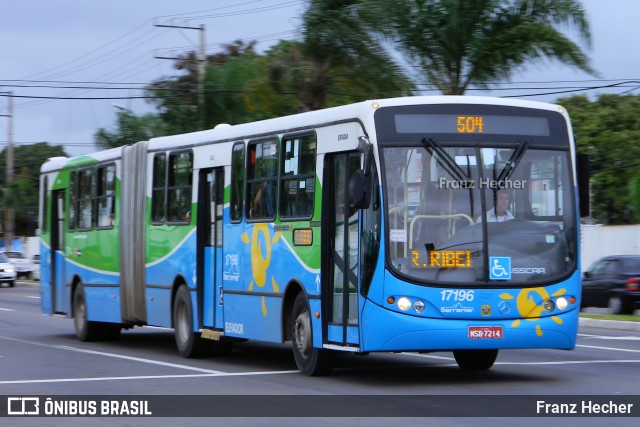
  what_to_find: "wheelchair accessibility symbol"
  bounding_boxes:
[490,257,511,280]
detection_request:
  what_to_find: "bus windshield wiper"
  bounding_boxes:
[421,137,468,182]
[496,139,531,183]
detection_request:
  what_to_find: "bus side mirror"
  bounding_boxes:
[576,153,590,217]
[350,169,371,210]
[350,136,373,210]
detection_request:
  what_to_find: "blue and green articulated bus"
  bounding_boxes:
[39,96,585,375]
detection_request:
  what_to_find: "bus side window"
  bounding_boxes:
[280,133,316,220]
[230,142,245,222]
[68,170,77,231]
[151,154,167,224]
[167,151,193,224]
[97,164,116,228]
[77,168,95,230]
[246,139,278,221]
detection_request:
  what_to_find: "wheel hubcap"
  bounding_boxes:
[176,302,189,345]
[294,309,311,357]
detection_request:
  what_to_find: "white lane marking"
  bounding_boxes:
[0,308,15,311]
[0,370,300,385]
[0,336,223,373]
[56,346,225,374]
[495,360,640,365]
[26,296,40,299]
[403,352,640,364]
[576,344,640,354]
[0,336,299,384]
[579,334,640,341]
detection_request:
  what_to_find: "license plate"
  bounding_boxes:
[468,326,503,339]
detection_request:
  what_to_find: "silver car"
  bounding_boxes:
[0,253,17,287]
[1,251,34,280]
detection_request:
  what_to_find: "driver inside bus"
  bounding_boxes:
[476,189,515,223]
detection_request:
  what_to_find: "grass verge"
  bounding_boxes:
[580,313,640,322]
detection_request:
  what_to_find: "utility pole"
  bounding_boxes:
[154,22,206,130]
[0,92,14,251]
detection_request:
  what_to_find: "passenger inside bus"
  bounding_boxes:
[251,181,275,218]
[476,189,515,223]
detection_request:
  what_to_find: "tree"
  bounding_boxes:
[243,39,414,116]
[559,94,640,224]
[295,0,413,111]
[631,175,640,223]
[95,107,170,150]
[0,143,67,235]
[146,40,261,133]
[361,0,596,94]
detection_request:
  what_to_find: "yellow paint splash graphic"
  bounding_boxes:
[243,224,281,317]
[501,287,567,337]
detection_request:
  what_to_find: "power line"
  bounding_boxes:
[154,1,305,21]
[22,22,154,82]
[156,30,297,52]
[154,0,271,19]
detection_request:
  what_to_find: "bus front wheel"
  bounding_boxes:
[173,285,209,358]
[291,293,334,376]
[453,349,498,371]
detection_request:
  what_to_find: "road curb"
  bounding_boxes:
[579,317,640,331]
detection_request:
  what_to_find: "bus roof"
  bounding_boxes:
[41,95,566,173]
[147,95,565,151]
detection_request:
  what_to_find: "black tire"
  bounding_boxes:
[453,349,498,371]
[608,296,633,315]
[73,285,103,342]
[291,293,334,376]
[8,281,15,288]
[173,285,210,358]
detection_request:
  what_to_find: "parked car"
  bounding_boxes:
[0,253,17,287]
[581,255,640,314]
[0,251,35,280]
[609,277,640,315]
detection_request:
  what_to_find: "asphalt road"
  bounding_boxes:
[1,281,638,427]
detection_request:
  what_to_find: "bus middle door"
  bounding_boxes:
[198,168,225,331]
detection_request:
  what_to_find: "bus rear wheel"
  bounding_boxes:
[73,285,102,342]
[173,285,209,358]
[453,349,498,371]
[291,293,334,376]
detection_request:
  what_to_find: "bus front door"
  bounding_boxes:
[324,152,361,348]
[198,168,225,330]
[49,190,66,314]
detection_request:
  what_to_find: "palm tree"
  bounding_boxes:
[296,0,413,110]
[361,0,596,94]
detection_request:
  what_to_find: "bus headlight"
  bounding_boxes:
[413,300,425,313]
[397,297,412,311]
[543,300,555,312]
[556,297,568,310]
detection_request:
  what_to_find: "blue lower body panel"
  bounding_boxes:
[361,301,578,352]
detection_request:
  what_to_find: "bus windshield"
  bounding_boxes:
[383,143,577,285]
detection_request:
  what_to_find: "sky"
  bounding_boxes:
[0,0,638,157]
